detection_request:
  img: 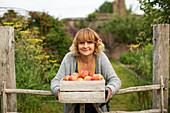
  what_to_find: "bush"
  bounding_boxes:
[119,53,134,64]
[28,11,73,81]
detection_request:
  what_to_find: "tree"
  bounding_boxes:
[138,0,170,39]
[95,1,113,13]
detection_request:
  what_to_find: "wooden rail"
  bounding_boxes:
[4,84,161,96]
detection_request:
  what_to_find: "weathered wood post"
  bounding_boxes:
[0,26,17,112]
[153,24,169,112]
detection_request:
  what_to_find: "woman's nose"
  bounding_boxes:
[84,42,88,47]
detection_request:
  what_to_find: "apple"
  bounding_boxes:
[84,76,92,81]
[63,75,71,81]
[77,78,84,81]
[68,76,78,81]
[80,70,90,78]
[91,74,104,80]
[72,72,80,79]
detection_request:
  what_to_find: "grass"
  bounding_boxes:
[109,60,152,111]
[39,60,152,112]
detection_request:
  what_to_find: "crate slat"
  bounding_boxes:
[60,80,105,91]
[60,92,105,103]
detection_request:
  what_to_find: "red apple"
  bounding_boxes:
[92,74,104,80]
[63,75,71,81]
[80,70,90,78]
[68,76,78,81]
[77,78,84,81]
[72,72,80,79]
[84,76,92,81]
[99,74,104,80]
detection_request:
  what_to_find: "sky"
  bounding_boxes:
[0,0,144,19]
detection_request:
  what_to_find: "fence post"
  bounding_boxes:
[0,26,17,112]
[1,81,7,113]
[153,24,169,112]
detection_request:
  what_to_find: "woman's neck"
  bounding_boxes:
[79,54,94,64]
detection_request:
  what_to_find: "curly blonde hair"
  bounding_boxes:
[69,28,105,56]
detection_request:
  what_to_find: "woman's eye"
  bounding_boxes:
[79,42,84,44]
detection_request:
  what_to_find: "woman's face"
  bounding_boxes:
[78,41,95,57]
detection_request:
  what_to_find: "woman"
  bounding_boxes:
[51,28,121,113]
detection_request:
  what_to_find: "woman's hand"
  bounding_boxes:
[105,87,112,103]
[57,88,60,102]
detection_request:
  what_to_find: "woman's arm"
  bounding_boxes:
[51,59,66,97]
[100,52,121,95]
[50,53,71,97]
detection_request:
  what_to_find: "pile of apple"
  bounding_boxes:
[63,70,104,81]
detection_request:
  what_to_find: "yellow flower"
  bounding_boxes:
[36,39,43,42]
[128,44,139,48]
[3,22,12,25]
[35,56,43,60]
[19,31,31,34]
[33,27,39,30]
[34,30,40,34]
[49,60,57,63]
[132,44,139,48]
[45,55,50,58]
[38,50,42,53]
[26,39,42,43]
[13,24,22,28]
[3,22,14,25]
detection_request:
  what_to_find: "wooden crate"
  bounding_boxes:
[60,79,105,103]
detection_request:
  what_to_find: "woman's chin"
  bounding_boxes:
[80,53,92,57]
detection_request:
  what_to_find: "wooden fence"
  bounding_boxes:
[0,24,169,113]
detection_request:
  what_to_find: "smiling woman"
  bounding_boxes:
[51,28,121,113]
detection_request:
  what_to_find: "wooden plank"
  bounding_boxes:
[5,84,160,95]
[104,109,167,113]
[66,103,76,113]
[60,80,105,91]
[160,76,164,113]
[5,89,54,95]
[0,26,17,112]
[153,24,169,111]
[92,103,103,113]
[1,81,7,113]
[80,103,85,113]
[60,92,105,103]
[115,85,160,95]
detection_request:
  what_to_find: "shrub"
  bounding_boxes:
[119,52,135,64]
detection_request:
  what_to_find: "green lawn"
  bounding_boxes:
[39,60,152,112]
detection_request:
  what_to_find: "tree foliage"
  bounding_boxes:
[138,0,170,39]
[95,1,113,13]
